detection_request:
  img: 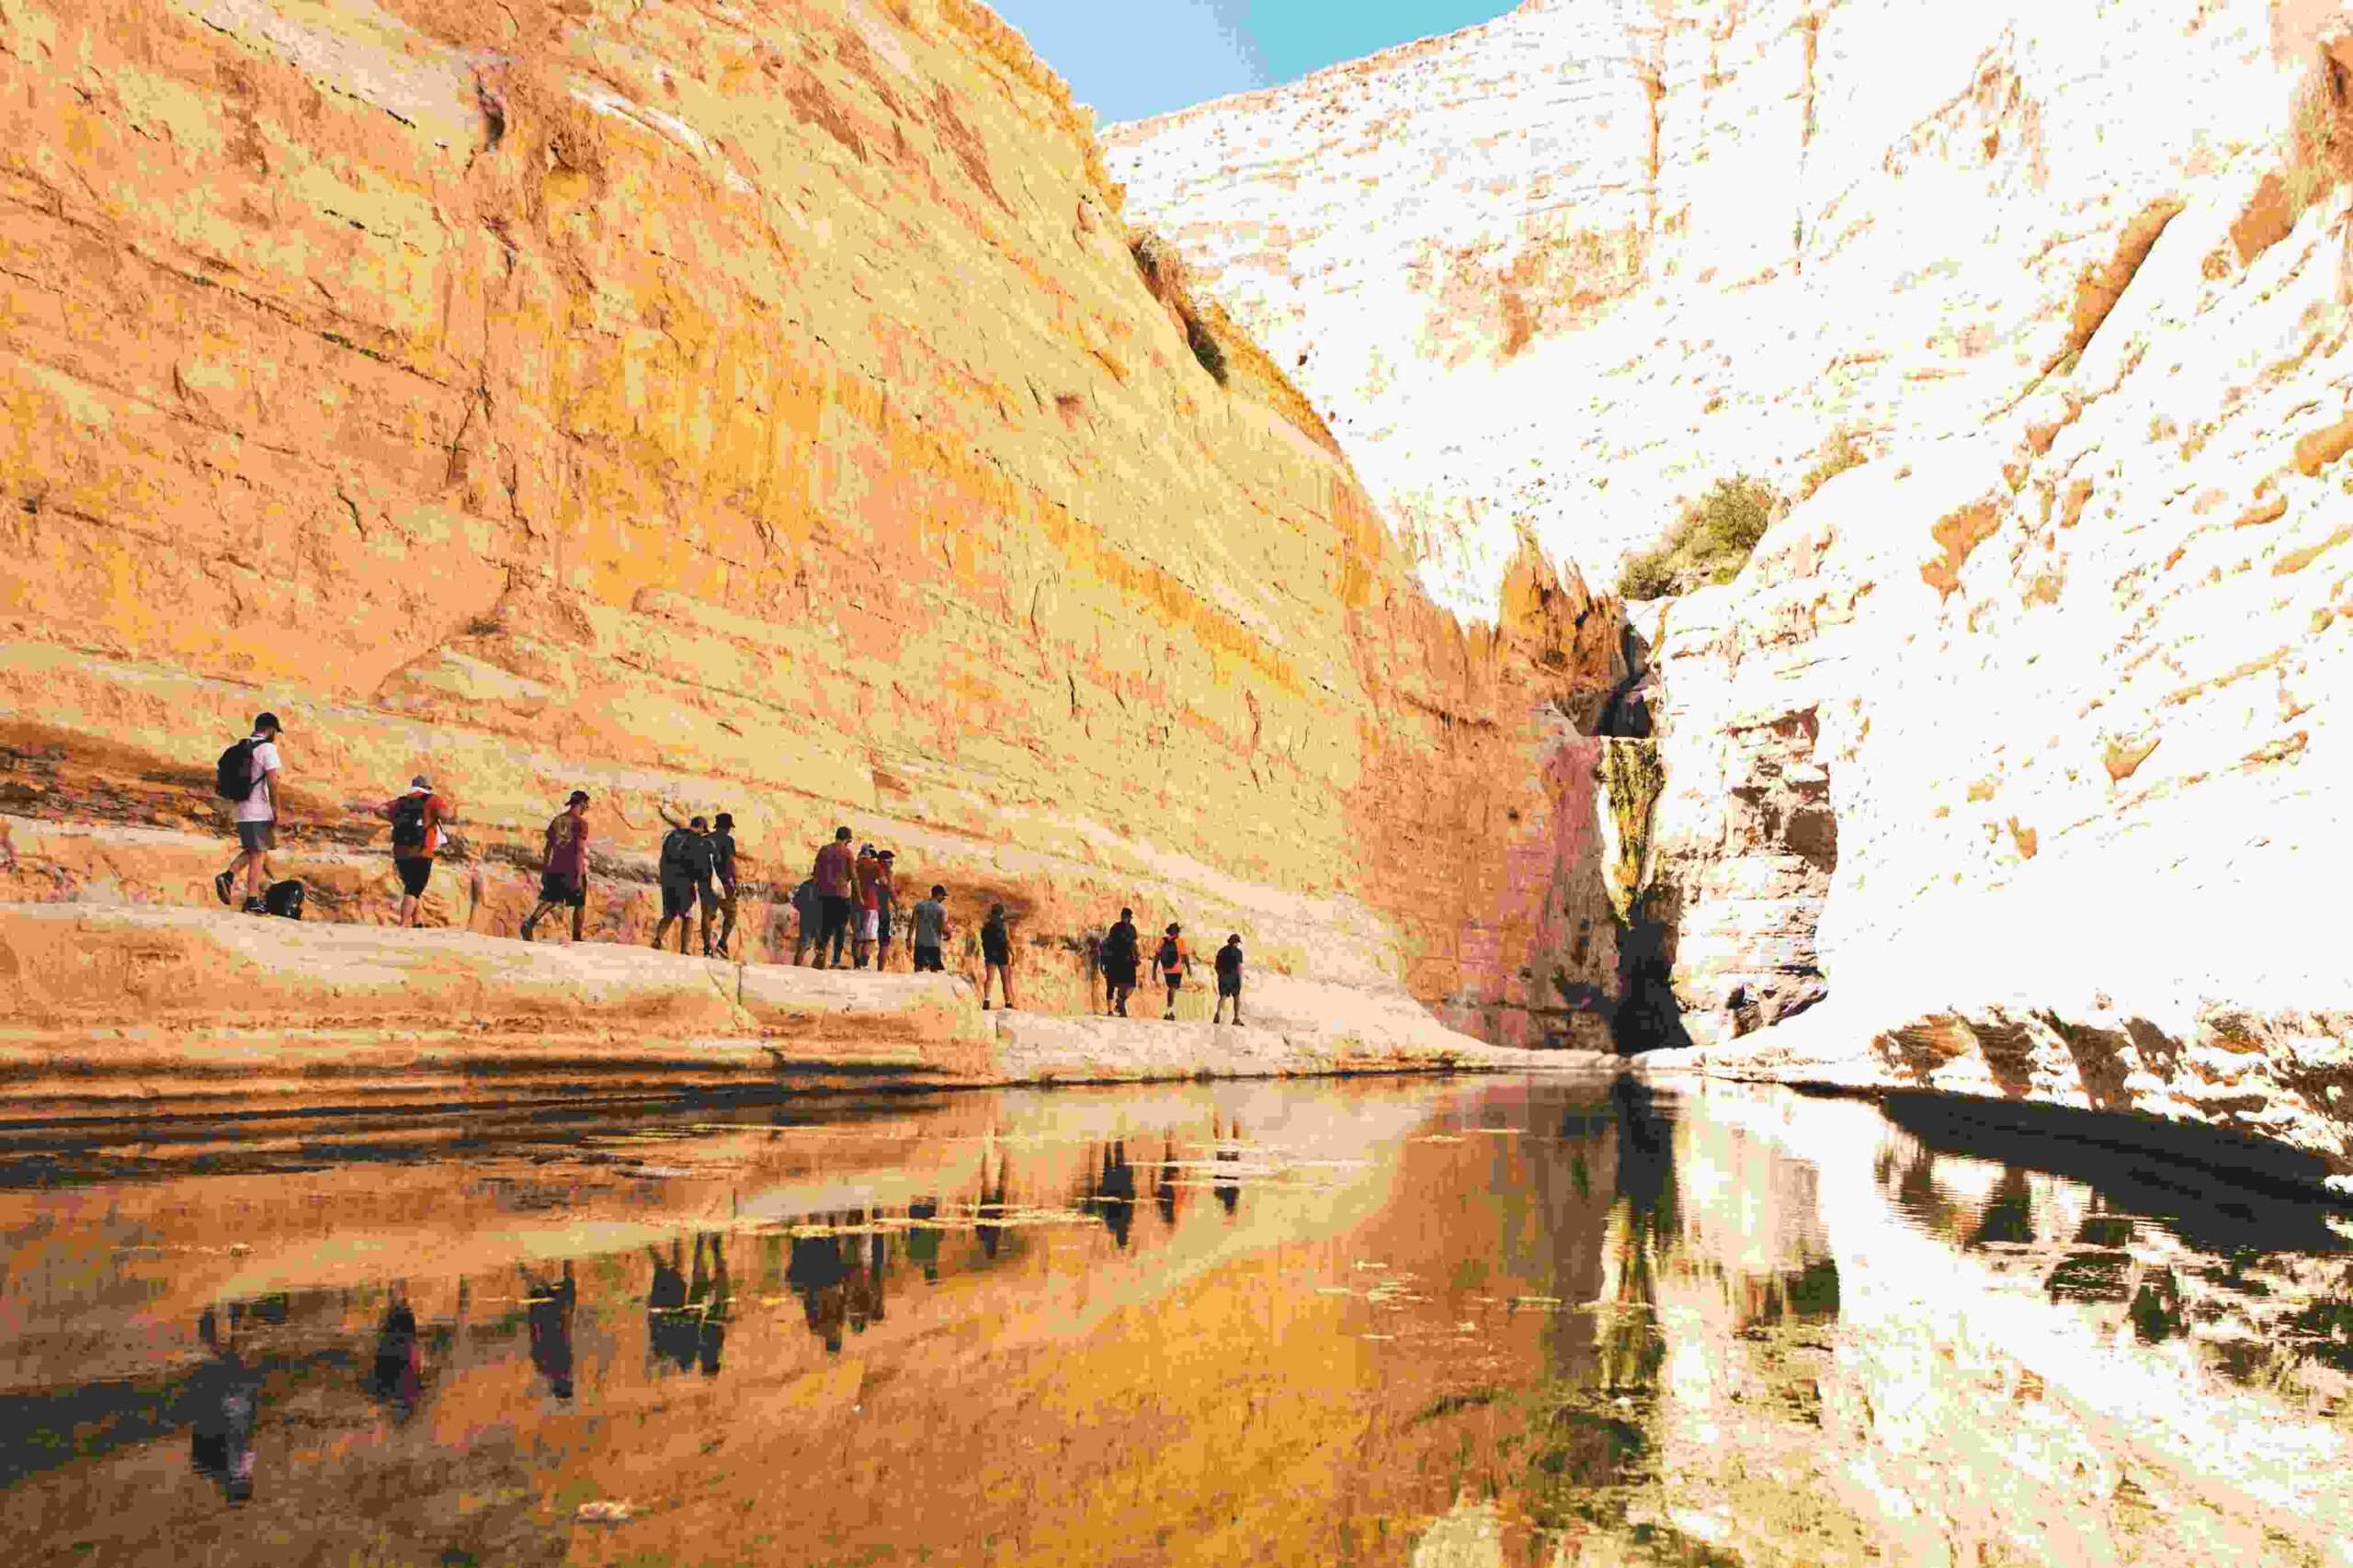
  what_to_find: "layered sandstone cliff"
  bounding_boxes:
[0,0,1648,1051]
[1112,0,2353,1176]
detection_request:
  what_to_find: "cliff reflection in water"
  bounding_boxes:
[3,1078,2353,1565]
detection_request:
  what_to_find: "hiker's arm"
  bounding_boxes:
[655,801,686,830]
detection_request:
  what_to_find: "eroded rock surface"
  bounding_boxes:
[0,0,1639,1051]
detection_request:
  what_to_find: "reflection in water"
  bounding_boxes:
[520,1261,575,1402]
[368,1292,423,1415]
[1086,1142,1139,1249]
[186,1307,257,1506]
[6,1081,2353,1565]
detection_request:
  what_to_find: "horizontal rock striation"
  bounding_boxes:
[0,903,1598,1121]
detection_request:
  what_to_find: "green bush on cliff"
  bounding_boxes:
[1615,476,1779,601]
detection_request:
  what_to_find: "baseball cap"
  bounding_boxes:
[253,711,283,735]
[410,774,431,790]
[567,790,590,804]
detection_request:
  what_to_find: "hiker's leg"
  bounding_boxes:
[521,900,549,940]
[571,891,586,942]
[652,915,671,949]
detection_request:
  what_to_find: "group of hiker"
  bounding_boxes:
[208,710,1250,1021]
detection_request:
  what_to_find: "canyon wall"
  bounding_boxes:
[0,0,1643,1046]
[1112,0,2353,1174]
[1108,0,2336,611]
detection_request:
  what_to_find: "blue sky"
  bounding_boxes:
[984,0,1518,124]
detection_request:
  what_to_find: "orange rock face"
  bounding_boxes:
[0,0,1629,1044]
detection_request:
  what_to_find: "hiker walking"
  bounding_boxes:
[707,812,741,960]
[1213,934,1245,1025]
[910,883,950,972]
[1154,923,1193,1020]
[789,876,821,964]
[1101,907,1141,1017]
[979,903,1015,1010]
[851,844,882,969]
[812,828,855,968]
[354,775,455,928]
[653,806,717,956]
[521,790,592,942]
[873,850,899,970]
[212,712,285,915]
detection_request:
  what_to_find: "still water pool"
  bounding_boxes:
[3,1075,2350,1566]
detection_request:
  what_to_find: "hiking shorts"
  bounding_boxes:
[660,877,703,920]
[819,895,852,946]
[1104,959,1138,989]
[236,820,277,853]
[395,858,433,897]
[1217,974,1242,997]
[539,870,586,908]
[913,945,944,972]
[1162,970,1184,992]
[858,908,880,941]
[877,907,893,944]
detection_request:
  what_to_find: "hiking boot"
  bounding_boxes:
[242,898,266,915]
[212,870,234,906]
[1162,1010,1176,1021]
[520,916,536,942]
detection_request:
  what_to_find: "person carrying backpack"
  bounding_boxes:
[1101,907,1141,1017]
[789,877,821,964]
[1155,923,1193,1021]
[521,790,592,943]
[979,903,1014,1011]
[653,806,717,956]
[211,712,285,915]
[1213,934,1245,1026]
[352,775,455,928]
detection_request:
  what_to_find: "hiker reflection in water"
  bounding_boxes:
[691,1233,731,1376]
[844,1223,887,1335]
[906,1198,944,1283]
[1214,1117,1244,1218]
[790,1223,850,1354]
[519,1261,576,1401]
[1597,1076,1676,1395]
[189,1305,259,1505]
[369,1290,425,1415]
[1156,1139,1181,1229]
[648,1239,695,1372]
[974,1158,1012,1260]
[1090,1142,1139,1248]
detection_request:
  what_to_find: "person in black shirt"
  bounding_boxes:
[707,812,741,960]
[653,806,717,955]
[1101,907,1141,1017]
[979,903,1015,1010]
[1213,934,1245,1025]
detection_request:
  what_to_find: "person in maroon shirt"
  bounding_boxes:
[810,826,855,968]
[522,790,592,942]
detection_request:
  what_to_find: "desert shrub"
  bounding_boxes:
[1796,426,1870,503]
[1614,477,1780,601]
[1184,312,1229,384]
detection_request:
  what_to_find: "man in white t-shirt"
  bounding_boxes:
[214,711,284,914]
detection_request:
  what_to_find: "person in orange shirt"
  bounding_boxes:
[851,845,883,970]
[354,774,456,928]
[1154,923,1193,1021]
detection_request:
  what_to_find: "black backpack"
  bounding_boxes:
[1156,937,1180,971]
[214,740,255,801]
[262,880,304,920]
[390,794,428,851]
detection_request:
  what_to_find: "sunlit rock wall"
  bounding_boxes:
[0,0,1640,1042]
[1108,0,2325,611]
